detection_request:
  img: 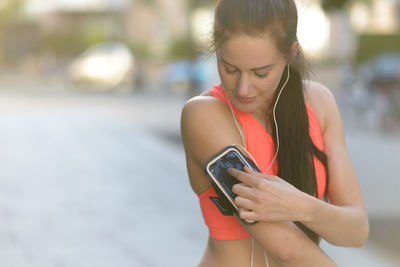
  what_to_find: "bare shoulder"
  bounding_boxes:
[181,95,242,166]
[181,94,226,120]
[181,94,244,193]
[181,95,231,142]
[303,80,338,134]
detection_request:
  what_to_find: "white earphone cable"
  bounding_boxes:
[265,64,290,173]
[227,64,290,173]
[227,64,290,267]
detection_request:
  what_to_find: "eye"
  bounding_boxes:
[224,65,239,74]
[255,72,269,78]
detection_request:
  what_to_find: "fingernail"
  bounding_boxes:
[244,166,253,172]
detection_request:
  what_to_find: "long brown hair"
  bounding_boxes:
[211,0,329,244]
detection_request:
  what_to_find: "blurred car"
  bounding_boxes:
[352,52,400,130]
[163,60,191,94]
[356,52,400,93]
[162,54,220,97]
[67,42,135,89]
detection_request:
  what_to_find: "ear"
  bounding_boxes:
[289,42,299,62]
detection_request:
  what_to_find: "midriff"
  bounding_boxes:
[197,238,279,267]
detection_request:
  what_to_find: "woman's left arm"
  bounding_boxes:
[230,82,369,247]
[301,83,369,246]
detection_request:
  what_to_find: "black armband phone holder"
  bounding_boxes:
[203,145,259,225]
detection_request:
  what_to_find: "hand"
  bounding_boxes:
[228,166,309,223]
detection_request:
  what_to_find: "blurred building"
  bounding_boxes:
[0,0,190,69]
[25,0,129,14]
[32,0,189,58]
[297,0,400,62]
[348,0,400,64]
[350,0,400,34]
[125,0,188,57]
[1,0,399,69]
[37,11,124,38]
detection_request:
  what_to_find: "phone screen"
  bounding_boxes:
[208,150,247,200]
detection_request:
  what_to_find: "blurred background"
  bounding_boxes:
[0,0,399,266]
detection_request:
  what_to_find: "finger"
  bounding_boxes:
[238,209,258,222]
[232,183,258,201]
[240,182,252,188]
[228,168,261,187]
[243,166,259,175]
[234,196,258,211]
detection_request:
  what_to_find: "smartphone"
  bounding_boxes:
[204,145,259,224]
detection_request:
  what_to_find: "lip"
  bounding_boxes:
[235,95,256,104]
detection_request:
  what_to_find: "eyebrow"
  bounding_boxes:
[220,56,274,71]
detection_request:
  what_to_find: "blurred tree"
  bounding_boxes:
[0,0,25,25]
[356,34,400,64]
[188,0,215,9]
[321,0,350,12]
[134,0,156,5]
[167,35,197,61]
[129,41,151,60]
[0,0,25,65]
[321,0,374,12]
[39,27,110,58]
[162,0,215,62]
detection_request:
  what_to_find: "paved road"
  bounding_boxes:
[0,90,399,266]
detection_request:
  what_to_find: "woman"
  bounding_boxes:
[180,0,369,266]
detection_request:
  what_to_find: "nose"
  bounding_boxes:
[236,73,252,97]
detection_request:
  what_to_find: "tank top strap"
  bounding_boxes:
[305,103,324,150]
[208,85,244,120]
[208,85,277,174]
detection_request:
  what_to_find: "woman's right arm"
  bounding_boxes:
[180,97,337,266]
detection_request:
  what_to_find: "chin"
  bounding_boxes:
[232,100,258,113]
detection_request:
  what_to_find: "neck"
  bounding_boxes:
[250,99,274,130]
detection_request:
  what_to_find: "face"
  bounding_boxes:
[217,34,288,119]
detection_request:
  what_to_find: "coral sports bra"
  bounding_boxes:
[198,84,327,240]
